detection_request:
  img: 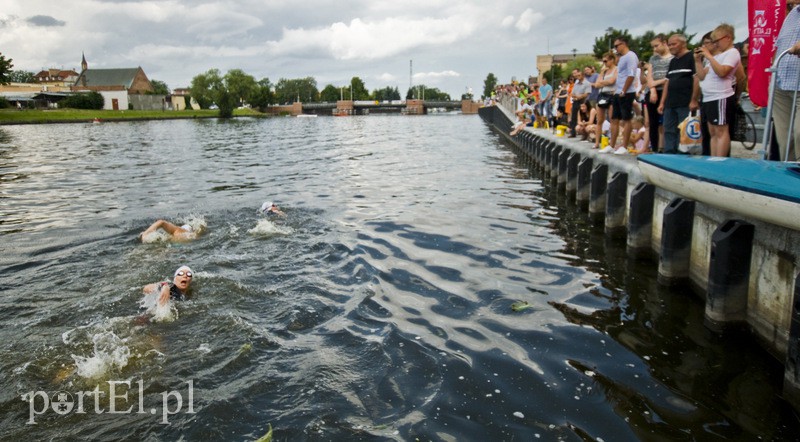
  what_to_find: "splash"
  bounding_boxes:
[141,213,208,243]
[139,288,178,322]
[71,331,131,379]
[248,218,293,236]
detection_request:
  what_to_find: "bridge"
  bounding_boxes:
[266,99,480,116]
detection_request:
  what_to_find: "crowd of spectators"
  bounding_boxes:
[487,7,800,161]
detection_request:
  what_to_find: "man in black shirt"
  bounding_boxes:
[658,34,700,154]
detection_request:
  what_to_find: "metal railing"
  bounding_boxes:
[760,48,800,161]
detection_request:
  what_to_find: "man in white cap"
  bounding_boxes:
[259,201,285,216]
[142,265,194,306]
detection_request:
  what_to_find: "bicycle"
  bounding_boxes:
[732,102,757,150]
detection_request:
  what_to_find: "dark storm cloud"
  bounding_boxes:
[26,15,66,27]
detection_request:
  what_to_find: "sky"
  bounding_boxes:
[0,0,749,98]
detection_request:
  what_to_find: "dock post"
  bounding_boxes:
[557,148,570,186]
[658,198,695,285]
[576,157,593,204]
[566,152,580,193]
[784,272,800,410]
[627,182,655,254]
[589,163,608,222]
[605,171,627,233]
[550,144,562,178]
[704,220,755,332]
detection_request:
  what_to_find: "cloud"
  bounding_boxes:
[26,15,66,27]
[414,70,461,82]
[266,16,477,60]
[515,9,543,32]
[377,72,397,82]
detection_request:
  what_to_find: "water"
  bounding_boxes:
[0,115,797,440]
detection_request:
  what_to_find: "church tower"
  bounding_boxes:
[81,52,87,72]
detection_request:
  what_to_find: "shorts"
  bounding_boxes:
[611,93,635,121]
[597,93,613,109]
[702,95,735,126]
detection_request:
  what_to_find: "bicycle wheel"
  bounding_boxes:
[740,109,757,150]
[733,105,757,150]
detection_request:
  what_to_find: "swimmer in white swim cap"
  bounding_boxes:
[258,201,285,216]
[142,265,195,306]
[139,219,197,242]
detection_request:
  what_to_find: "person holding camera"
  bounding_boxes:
[695,23,740,157]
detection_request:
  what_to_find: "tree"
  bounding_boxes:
[349,77,370,100]
[190,68,222,110]
[592,28,634,58]
[62,91,104,109]
[371,86,401,101]
[319,84,341,102]
[0,53,14,85]
[563,56,601,78]
[250,78,274,110]
[9,70,35,83]
[274,77,318,104]
[593,27,695,61]
[483,73,498,99]
[224,69,257,106]
[150,79,170,95]
[189,68,236,117]
[540,65,564,84]
[405,84,450,100]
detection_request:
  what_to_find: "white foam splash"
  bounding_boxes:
[141,230,171,243]
[141,214,207,243]
[71,331,131,379]
[248,218,293,236]
[139,288,178,322]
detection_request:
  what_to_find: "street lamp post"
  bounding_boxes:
[683,0,688,32]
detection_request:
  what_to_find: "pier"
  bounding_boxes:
[479,102,800,412]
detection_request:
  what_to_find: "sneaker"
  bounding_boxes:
[598,146,614,153]
[613,146,628,155]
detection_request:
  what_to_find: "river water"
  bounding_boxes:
[0,115,797,440]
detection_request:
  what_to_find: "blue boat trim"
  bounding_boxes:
[637,156,800,205]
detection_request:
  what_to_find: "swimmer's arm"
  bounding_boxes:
[158,284,170,306]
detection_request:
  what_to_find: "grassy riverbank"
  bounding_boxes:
[0,108,266,124]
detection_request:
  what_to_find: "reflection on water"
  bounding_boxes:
[0,116,797,440]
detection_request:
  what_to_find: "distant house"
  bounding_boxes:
[34,68,80,85]
[71,53,158,110]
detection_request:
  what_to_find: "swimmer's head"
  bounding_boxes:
[173,265,193,291]
[259,201,274,214]
[180,224,194,233]
[174,265,193,278]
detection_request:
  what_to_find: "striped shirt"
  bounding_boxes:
[777,5,800,90]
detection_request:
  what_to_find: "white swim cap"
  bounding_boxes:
[181,224,194,232]
[174,265,193,277]
[259,201,273,213]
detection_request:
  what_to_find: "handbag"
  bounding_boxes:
[678,111,702,154]
[597,92,612,106]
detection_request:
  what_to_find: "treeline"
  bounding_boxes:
[188,69,452,117]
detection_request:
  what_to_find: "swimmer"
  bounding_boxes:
[142,265,194,306]
[140,219,197,242]
[259,201,286,217]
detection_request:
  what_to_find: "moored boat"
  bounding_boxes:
[637,155,800,231]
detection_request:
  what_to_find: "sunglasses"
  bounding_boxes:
[176,271,193,278]
[711,35,730,44]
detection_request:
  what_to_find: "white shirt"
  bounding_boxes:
[700,47,740,102]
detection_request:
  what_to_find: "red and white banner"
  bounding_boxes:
[748,0,786,107]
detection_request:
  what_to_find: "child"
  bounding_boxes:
[629,116,649,154]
